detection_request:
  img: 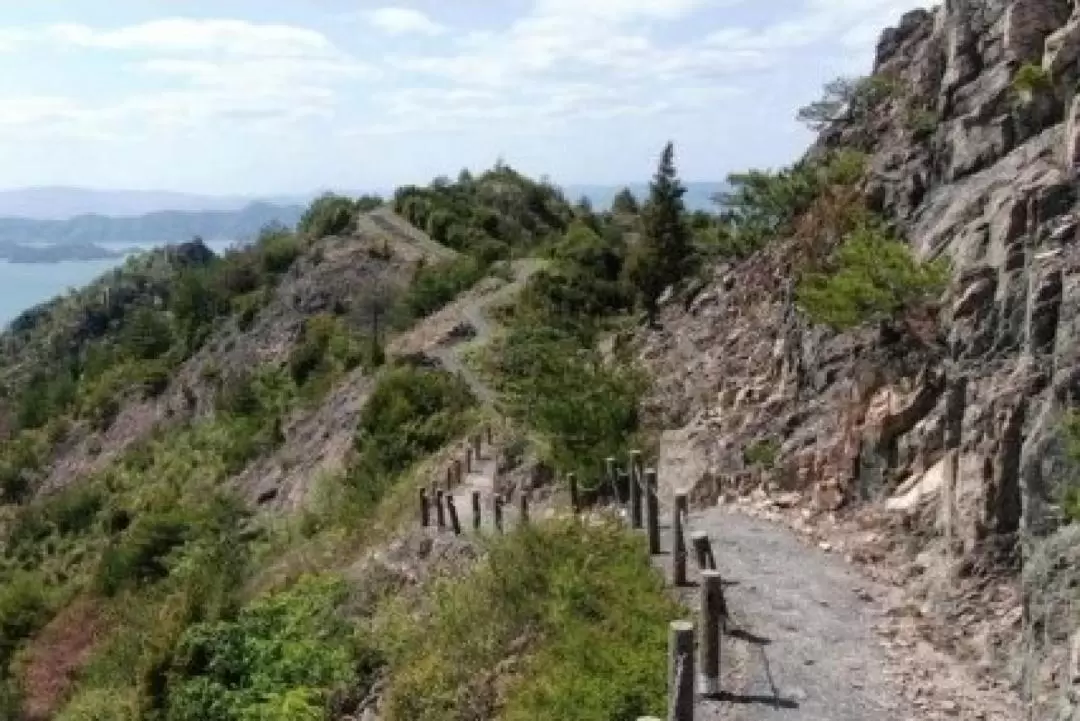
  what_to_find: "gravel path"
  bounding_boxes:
[653,507,917,721]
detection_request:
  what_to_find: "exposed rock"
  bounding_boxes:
[637,1,1080,717]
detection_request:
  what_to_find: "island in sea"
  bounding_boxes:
[0,241,123,264]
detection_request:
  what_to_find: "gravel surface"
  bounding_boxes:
[655,507,916,721]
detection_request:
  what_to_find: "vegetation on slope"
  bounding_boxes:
[0,121,949,720]
[379,519,679,721]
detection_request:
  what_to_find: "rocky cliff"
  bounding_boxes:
[642,2,1080,718]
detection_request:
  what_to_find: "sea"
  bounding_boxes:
[0,240,237,327]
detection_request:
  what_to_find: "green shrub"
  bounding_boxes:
[487,324,646,482]
[299,194,358,239]
[796,224,949,330]
[905,106,939,139]
[0,571,53,670]
[1013,62,1052,96]
[743,439,780,470]
[354,366,475,478]
[401,257,487,320]
[256,225,304,275]
[56,687,141,721]
[380,518,680,721]
[166,575,374,721]
[95,512,193,595]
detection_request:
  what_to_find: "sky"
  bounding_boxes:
[0,0,935,196]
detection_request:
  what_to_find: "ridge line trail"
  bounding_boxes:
[654,497,1020,721]
[434,258,547,528]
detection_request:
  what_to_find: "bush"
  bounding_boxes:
[487,325,645,482]
[299,194,358,239]
[1013,62,1052,97]
[401,257,487,321]
[256,226,304,275]
[95,512,193,595]
[743,439,780,470]
[796,224,949,330]
[166,575,374,721]
[354,366,475,478]
[380,518,680,721]
[0,571,52,671]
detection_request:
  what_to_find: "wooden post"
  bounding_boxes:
[486,425,492,446]
[645,469,661,555]
[568,472,580,514]
[445,466,453,491]
[699,570,724,697]
[435,489,446,529]
[473,434,482,460]
[605,457,618,503]
[454,459,463,486]
[519,492,529,524]
[668,621,695,721]
[466,446,473,473]
[691,531,716,571]
[494,496,504,533]
[629,452,643,529]
[447,495,462,535]
[472,491,482,530]
[420,488,430,527]
[673,493,688,586]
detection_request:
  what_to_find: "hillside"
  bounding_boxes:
[0,202,307,247]
[7,1,1080,719]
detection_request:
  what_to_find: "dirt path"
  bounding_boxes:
[649,502,1021,721]
[430,258,547,407]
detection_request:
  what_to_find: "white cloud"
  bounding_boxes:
[366,8,445,36]
[47,18,339,58]
[9,18,380,139]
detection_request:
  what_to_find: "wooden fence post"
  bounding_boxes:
[519,492,529,524]
[420,489,430,527]
[473,434,482,460]
[445,466,453,491]
[472,491,482,530]
[605,457,618,503]
[691,531,716,571]
[673,493,688,586]
[466,446,473,473]
[699,570,724,697]
[494,496,504,533]
[447,496,462,535]
[618,469,631,519]
[646,469,661,555]
[629,450,643,529]
[435,489,446,529]
[668,621,695,721]
[454,459,463,486]
[568,472,580,514]
[486,425,492,446]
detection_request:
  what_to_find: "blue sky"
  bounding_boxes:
[0,0,933,195]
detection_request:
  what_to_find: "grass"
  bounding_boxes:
[377,517,682,721]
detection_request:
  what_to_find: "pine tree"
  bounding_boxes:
[629,142,694,323]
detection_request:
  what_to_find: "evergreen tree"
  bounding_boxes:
[611,187,640,215]
[628,142,694,323]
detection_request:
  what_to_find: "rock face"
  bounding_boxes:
[639,2,1080,718]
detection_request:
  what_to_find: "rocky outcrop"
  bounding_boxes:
[640,1,1080,717]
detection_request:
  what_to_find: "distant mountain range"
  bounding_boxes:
[0,187,306,220]
[0,202,305,248]
[0,182,727,252]
[563,182,726,212]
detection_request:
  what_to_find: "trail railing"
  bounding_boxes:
[418,438,726,721]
